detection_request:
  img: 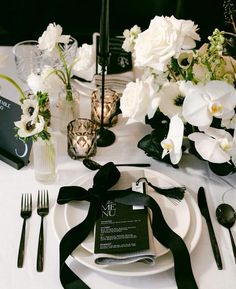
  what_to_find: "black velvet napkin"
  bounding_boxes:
[57,162,198,289]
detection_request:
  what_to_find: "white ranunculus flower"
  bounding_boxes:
[21,99,39,120]
[161,114,184,164]
[158,82,184,119]
[27,73,47,94]
[192,63,211,82]
[73,44,96,81]
[41,65,65,98]
[134,16,200,71]
[182,80,236,128]
[120,78,160,124]
[188,127,234,163]
[38,23,70,52]
[27,65,64,99]
[14,115,45,138]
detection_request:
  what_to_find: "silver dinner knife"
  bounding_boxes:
[198,186,223,270]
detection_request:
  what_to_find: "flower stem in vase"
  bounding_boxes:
[59,84,80,133]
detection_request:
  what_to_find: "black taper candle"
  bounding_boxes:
[96,0,115,147]
[99,0,109,61]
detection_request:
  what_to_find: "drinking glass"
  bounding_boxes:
[13,40,42,83]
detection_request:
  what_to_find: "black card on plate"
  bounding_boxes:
[0,96,32,169]
[94,182,149,254]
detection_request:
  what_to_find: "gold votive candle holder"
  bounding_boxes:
[91,88,120,127]
[67,118,97,159]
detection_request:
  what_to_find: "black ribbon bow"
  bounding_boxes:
[57,162,198,289]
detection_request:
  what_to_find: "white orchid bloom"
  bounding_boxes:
[121,78,160,124]
[161,114,184,164]
[14,115,45,138]
[188,127,234,163]
[21,99,39,121]
[182,80,236,128]
[38,23,70,52]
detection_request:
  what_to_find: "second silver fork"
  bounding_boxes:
[36,189,49,272]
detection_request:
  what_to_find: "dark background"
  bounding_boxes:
[0,0,225,46]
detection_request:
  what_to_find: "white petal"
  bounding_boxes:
[188,132,231,163]
[182,91,212,127]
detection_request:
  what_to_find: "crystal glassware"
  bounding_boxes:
[67,118,97,159]
[91,88,120,127]
[13,40,42,83]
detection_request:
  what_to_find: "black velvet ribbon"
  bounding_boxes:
[57,162,198,289]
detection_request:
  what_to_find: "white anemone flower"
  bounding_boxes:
[182,80,236,128]
[21,99,39,120]
[188,127,234,163]
[38,23,70,52]
[14,115,45,138]
[161,114,184,164]
[158,82,185,118]
[177,51,194,69]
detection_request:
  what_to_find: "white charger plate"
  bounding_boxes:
[53,167,202,276]
[64,168,191,258]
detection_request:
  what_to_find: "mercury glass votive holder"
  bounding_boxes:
[91,88,120,127]
[67,118,97,159]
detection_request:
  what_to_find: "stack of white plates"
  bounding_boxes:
[53,167,202,276]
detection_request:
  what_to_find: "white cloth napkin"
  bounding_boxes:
[94,220,157,266]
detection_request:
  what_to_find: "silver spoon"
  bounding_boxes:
[216,203,236,263]
[82,158,150,171]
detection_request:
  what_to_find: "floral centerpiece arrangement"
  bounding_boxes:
[120,5,236,175]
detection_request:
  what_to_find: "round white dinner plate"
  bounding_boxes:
[52,168,202,276]
[64,168,191,258]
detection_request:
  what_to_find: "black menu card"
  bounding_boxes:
[94,182,149,254]
[0,96,32,169]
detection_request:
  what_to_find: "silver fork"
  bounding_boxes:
[17,193,32,268]
[36,189,49,272]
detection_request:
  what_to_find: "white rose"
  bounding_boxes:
[120,78,159,124]
[134,16,200,71]
[73,44,96,71]
[73,44,96,81]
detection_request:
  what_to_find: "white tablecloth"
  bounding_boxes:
[0,46,236,289]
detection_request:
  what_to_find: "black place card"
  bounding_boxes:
[94,182,149,254]
[0,96,32,169]
[94,33,133,75]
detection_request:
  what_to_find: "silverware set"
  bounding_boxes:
[17,190,49,271]
[198,186,236,269]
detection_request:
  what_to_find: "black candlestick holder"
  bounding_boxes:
[96,56,115,147]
